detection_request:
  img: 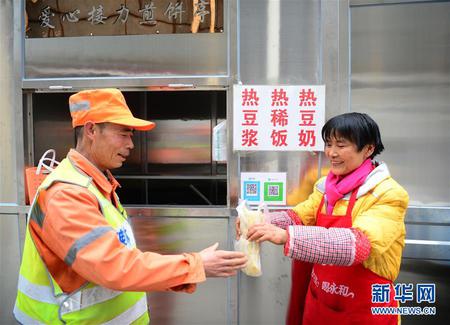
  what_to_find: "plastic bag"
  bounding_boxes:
[234,200,265,277]
[212,120,227,162]
[25,149,59,204]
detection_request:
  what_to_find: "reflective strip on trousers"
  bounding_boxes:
[18,274,66,305]
[60,286,123,315]
[13,304,45,325]
[102,295,148,325]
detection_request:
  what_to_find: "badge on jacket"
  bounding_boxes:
[116,221,136,249]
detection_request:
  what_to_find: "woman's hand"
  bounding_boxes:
[247,223,287,245]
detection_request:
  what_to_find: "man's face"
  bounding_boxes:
[91,123,134,171]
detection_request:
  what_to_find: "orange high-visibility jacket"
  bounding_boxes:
[29,149,206,294]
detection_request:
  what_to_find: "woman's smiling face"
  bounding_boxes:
[324,135,374,176]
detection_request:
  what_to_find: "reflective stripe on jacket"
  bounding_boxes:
[14,158,149,324]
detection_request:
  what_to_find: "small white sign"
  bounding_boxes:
[241,172,286,206]
[233,85,325,151]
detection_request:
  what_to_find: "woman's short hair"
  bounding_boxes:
[321,112,384,159]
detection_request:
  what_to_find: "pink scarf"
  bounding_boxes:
[325,159,374,215]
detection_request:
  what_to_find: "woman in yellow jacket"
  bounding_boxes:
[246,112,409,324]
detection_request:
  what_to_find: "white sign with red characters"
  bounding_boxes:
[233,85,325,151]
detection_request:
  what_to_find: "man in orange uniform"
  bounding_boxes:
[14,88,247,324]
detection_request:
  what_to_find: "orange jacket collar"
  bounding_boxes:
[68,149,121,195]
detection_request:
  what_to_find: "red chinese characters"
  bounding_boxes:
[270,109,288,127]
[271,88,289,106]
[241,88,260,106]
[236,85,323,151]
[299,88,317,107]
[241,88,259,147]
[299,110,316,126]
[242,129,258,147]
[242,110,258,126]
[271,129,288,147]
[298,129,316,147]
[270,88,289,147]
[298,88,318,148]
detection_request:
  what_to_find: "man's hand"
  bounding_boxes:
[199,243,247,277]
[247,223,287,245]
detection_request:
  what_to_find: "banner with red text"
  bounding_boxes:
[233,85,325,151]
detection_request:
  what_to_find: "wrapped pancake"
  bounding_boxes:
[235,200,264,277]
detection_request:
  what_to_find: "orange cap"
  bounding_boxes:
[69,88,155,131]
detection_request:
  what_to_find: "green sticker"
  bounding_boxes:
[264,182,283,201]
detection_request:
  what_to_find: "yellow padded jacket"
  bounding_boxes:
[292,162,409,281]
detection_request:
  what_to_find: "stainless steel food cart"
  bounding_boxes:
[1,1,449,324]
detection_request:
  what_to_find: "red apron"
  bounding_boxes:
[286,260,313,325]
[302,189,398,325]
